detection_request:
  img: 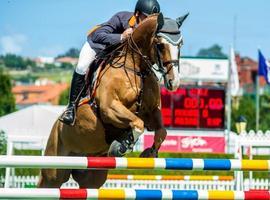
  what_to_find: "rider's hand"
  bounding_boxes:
[121,28,133,41]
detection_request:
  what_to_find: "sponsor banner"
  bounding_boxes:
[179,58,229,82]
[144,135,225,153]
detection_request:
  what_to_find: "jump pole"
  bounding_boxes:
[0,188,269,199]
[0,156,269,171]
[107,174,234,181]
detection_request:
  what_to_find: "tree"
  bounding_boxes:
[1,54,36,70]
[0,69,16,116]
[197,44,227,58]
[231,93,270,132]
[58,88,70,105]
[231,95,256,132]
[60,62,74,70]
[57,48,80,58]
[2,54,27,70]
[0,130,7,176]
[259,93,270,131]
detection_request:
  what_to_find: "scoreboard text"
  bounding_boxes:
[161,86,225,129]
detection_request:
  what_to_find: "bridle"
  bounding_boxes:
[94,24,183,115]
[126,31,182,79]
[124,31,182,114]
[154,32,183,77]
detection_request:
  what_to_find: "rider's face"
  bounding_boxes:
[139,13,147,22]
[136,12,147,24]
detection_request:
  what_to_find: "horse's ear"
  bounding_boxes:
[176,12,189,29]
[157,12,164,31]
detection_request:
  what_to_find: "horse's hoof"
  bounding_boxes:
[108,140,127,157]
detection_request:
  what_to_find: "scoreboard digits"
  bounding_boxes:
[161,86,225,129]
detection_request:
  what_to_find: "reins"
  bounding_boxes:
[92,26,175,115]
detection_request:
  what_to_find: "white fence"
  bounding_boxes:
[1,176,269,191]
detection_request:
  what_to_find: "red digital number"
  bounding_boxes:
[199,98,205,108]
[166,86,225,129]
[184,97,198,109]
[202,109,208,118]
[209,98,223,110]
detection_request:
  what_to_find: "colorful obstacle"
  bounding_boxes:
[0,156,269,171]
[107,174,234,181]
[0,188,269,199]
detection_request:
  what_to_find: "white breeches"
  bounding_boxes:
[75,42,96,75]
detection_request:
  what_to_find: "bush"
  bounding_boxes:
[0,131,7,176]
[58,88,70,105]
[0,69,16,116]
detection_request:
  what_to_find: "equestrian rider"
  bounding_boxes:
[60,0,161,125]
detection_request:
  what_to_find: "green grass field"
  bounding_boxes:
[10,69,73,83]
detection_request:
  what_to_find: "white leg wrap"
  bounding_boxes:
[132,127,143,142]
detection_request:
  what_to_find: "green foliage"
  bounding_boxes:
[13,149,41,176]
[44,63,57,70]
[0,131,7,155]
[197,44,227,58]
[57,48,80,58]
[0,69,16,116]
[231,95,256,132]
[12,73,38,83]
[258,93,270,131]
[60,62,74,70]
[231,93,270,131]
[58,88,70,105]
[24,58,36,69]
[1,54,35,70]
[0,131,7,176]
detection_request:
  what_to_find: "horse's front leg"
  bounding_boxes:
[100,100,144,157]
[140,107,167,158]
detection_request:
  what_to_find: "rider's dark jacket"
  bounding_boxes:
[87,11,136,53]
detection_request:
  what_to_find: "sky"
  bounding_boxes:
[0,0,269,59]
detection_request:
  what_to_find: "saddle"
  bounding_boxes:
[84,42,125,99]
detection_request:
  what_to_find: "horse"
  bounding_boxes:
[38,13,187,189]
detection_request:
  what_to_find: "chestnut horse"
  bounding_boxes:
[38,13,187,188]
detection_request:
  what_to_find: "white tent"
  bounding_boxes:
[0,105,65,187]
[0,105,65,140]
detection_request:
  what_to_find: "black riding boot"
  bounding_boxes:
[59,71,85,125]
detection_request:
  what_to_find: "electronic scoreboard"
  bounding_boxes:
[161,86,225,129]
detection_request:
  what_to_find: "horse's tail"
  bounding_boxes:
[44,120,61,156]
[38,120,62,188]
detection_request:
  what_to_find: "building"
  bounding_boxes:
[236,54,267,93]
[54,56,78,66]
[33,56,55,68]
[12,83,69,109]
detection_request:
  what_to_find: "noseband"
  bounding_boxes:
[153,37,182,77]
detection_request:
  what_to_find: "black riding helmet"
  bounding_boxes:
[135,0,160,16]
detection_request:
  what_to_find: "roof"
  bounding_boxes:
[55,57,78,65]
[0,105,65,138]
[12,83,68,105]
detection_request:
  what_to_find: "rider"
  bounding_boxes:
[60,0,161,125]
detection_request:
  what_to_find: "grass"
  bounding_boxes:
[10,69,73,83]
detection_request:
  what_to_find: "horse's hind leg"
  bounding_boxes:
[72,169,108,189]
[38,120,71,188]
[38,169,71,188]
